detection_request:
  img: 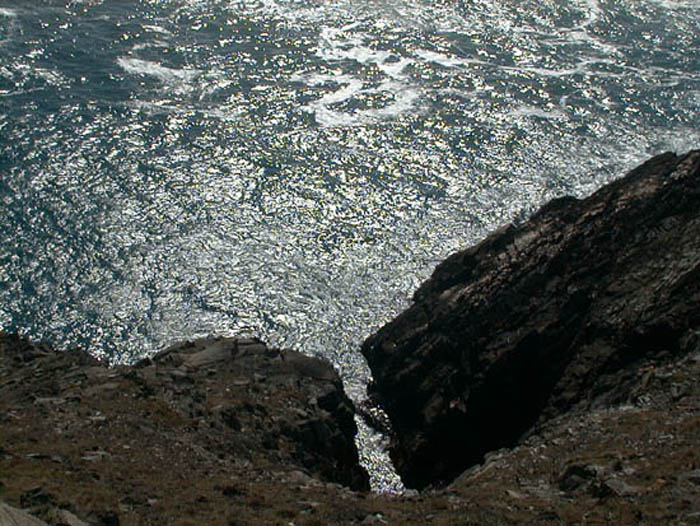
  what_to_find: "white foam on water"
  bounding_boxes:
[299,73,363,126]
[577,0,603,28]
[559,0,630,60]
[360,0,467,32]
[228,0,470,39]
[295,69,424,128]
[141,24,173,35]
[376,56,412,78]
[415,45,615,82]
[645,0,700,8]
[131,40,169,52]
[117,57,200,93]
[125,100,189,115]
[363,82,422,120]
[293,21,426,127]
[33,67,69,87]
[504,63,583,78]
[0,6,18,47]
[564,28,622,57]
[311,105,362,128]
[647,64,700,82]
[223,0,330,24]
[126,98,245,121]
[315,23,392,67]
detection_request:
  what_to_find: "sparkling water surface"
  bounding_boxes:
[1,0,699,490]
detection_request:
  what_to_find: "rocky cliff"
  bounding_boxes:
[362,150,700,489]
[1,150,700,526]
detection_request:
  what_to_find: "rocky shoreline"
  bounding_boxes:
[2,150,699,525]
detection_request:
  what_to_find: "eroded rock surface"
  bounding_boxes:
[362,150,700,489]
[0,333,368,525]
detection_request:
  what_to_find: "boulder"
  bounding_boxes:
[362,150,700,489]
[0,501,48,526]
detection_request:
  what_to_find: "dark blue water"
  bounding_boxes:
[1,0,699,489]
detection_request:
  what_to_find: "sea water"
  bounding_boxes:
[1,0,698,490]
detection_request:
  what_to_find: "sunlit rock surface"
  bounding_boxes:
[0,333,368,524]
[363,150,700,489]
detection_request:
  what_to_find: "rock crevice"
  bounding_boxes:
[362,150,700,489]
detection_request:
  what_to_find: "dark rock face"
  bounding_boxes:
[362,150,700,489]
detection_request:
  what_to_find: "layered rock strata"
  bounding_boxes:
[362,150,700,489]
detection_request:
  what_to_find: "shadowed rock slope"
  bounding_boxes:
[362,150,700,489]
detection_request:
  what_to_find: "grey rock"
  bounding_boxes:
[601,477,639,497]
[559,464,605,493]
[361,513,387,525]
[0,501,48,526]
[0,332,369,492]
